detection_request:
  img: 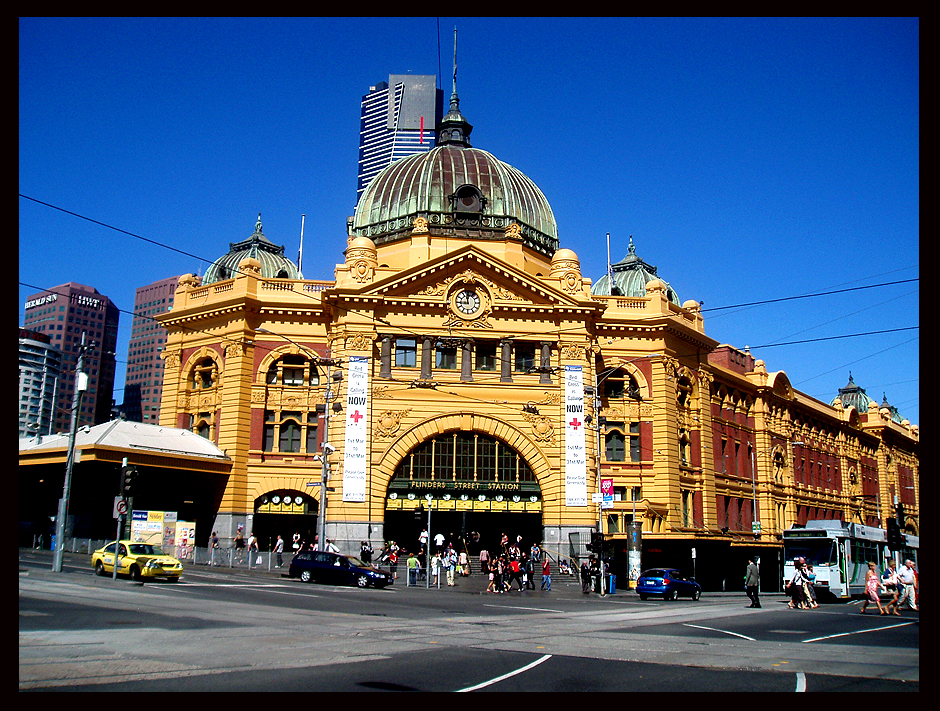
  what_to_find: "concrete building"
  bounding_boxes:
[22,282,119,433]
[121,275,179,422]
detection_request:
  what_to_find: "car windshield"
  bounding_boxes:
[128,544,167,556]
[345,557,366,568]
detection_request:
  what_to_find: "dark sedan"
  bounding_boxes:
[636,568,701,600]
[289,551,393,588]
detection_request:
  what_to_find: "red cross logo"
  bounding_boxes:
[569,417,582,430]
[349,410,363,424]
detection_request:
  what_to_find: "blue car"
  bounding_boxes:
[636,568,701,600]
[289,551,393,589]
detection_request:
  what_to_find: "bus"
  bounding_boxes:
[782,520,919,600]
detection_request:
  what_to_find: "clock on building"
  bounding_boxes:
[454,288,482,316]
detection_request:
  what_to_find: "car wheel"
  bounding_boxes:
[692,589,701,601]
[356,574,370,588]
[667,588,678,601]
[95,561,105,576]
[129,565,142,581]
[300,570,313,583]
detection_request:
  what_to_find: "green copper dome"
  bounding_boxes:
[203,214,301,284]
[591,237,680,305]
[351,89,558,256]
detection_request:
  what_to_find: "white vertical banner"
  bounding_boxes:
[342,356,369,502]
[564,365,587,507]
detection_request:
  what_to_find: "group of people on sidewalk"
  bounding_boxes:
[778,555,919,613]
[859,557,919,615]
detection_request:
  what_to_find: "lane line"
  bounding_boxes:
[682,623,756,641]
[801,621,916,643]
[483,604,565,613]
[456,654,553,692]
[795,672,806,692]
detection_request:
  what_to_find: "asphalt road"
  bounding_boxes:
[19,549,918,692]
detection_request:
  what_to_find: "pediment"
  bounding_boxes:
[351,245,592,312]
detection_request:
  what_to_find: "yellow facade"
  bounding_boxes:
[156,221,918,590]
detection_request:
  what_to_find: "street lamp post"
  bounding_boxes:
[52,332,89,573]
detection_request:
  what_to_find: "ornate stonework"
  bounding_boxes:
[559,343,587,361]
[375,409,411,438]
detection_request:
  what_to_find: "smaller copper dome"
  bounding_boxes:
[203,215,301,284]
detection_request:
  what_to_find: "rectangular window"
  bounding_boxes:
[497,445,516,482]
[514,343,536,372]
[435,342,457,369]
[306,413,318,453]
[395,338,417,367]
[628,422,641,462]
[455,433,475,481]
[283,367,304,386]
[434,436,453,479]
[475,341,497,371]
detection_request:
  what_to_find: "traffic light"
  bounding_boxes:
[121,465,137,496]
[588,531,605,553]
[896,503,906,527]
[886,517,903,551]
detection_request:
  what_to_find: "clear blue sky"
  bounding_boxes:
[19,17,919,425]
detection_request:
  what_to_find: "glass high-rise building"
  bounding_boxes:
[357,74,443,205]
[22,282,119,433]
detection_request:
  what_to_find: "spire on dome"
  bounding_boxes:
[438,26,473,147]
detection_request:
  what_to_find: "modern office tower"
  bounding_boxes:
[22,283,119,433]
[357,74,443,205]
[122,275,180,422]
[18,328,62,438]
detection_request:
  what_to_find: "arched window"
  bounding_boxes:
[265,354,318,387]
[278,417,302,453]
[192,357,217,389]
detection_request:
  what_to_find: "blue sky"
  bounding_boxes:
[19,17,919,425]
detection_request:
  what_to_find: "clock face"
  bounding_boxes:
[455,288,481,315]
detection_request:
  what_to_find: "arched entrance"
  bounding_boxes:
[383,431,543,558]
[251,489,319,552]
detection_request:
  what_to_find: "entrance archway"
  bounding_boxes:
[251,489,319,552]
[382,430,543,558]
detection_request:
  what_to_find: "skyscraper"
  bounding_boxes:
[22,283,119,433]
[122,275,179,422]
[357,74,443,205]
[18,328,62,438]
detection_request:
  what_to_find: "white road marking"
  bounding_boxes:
[795,672,806,692]
[801,621,916,643]
[683,623,756,641]
[456,654,553,692]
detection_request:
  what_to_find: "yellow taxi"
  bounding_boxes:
[91,540,183,582]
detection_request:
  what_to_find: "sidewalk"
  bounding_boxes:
[20,548,787,603]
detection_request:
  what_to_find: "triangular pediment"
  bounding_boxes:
[351,245,591,311]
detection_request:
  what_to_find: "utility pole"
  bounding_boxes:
[52,332,88,573]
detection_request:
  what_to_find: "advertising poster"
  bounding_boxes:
[343,356,369,502]
[564,365,587,506]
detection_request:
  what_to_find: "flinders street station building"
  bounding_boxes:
[150,93,917,591]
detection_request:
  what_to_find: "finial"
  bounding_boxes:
[628,235,636,254]
[452,27,458,101]
[254,213,263,234]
